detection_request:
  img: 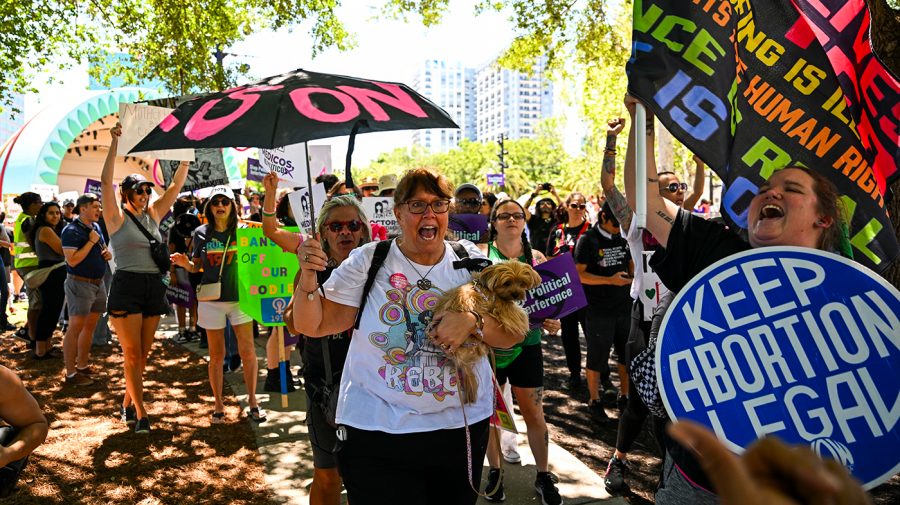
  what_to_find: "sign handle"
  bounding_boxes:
[304,142,316,222]
[277,326,288,408]
[635,103,648,230]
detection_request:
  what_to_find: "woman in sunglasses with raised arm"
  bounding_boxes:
[262,170,372,505]
[171,186,264,425]
[102,123,190,434]
[546,192,591,391]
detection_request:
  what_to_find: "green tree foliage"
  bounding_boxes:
[2,0,355,112]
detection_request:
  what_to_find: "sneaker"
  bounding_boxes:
[12,327,29,343]
[120,406,137,426]
[198,334,208,349]
[264,370,296,393]
[134,417,151,434]
[2,322,16,332]
[589,399,609,425]
[602,378,617,399]
[65,372,94,386]
[484,468,505,502]
[502,444,522,464]
[534,471,563,505]
[617,395,628,413]
[604,455,627,491]
[560,377,582,391]
[229,355,242,373]
[175,330,190,343]
[76,366,105,379]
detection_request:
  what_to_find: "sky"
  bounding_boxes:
[23,0,582,171]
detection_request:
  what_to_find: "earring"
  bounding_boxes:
[816,221,824,226]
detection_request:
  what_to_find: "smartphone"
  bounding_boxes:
[542,183,551,191]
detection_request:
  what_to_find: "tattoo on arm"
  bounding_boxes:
[605,134,617,150]
[603,156,616,175]
[645,120,654,137]
[605,187,633,231]
[656,210,676,225]
[648,177,659,183]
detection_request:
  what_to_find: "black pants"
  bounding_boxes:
[334,418,490,505]
[616,300,666,455]
[0,257,8,325]
[35,262,66,342]
[560,308,586,380]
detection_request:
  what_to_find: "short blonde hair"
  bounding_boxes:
[316,195,372,255]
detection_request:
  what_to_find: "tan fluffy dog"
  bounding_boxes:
[432,260,542,405]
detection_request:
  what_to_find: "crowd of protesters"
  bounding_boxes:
[0,106,872,505]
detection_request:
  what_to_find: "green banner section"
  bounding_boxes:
[237,227,301,327]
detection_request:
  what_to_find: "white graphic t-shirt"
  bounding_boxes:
[624,218,670,320]
[323,239,493,433]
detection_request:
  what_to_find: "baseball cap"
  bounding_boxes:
[378,174,398,192]
[455,183,483,200]
[121,173,155,190]
[359,176,379,189]
[63,199,75,207]
[207,185,234,201]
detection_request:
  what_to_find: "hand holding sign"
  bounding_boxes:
[298,233,327,273]
[668,420,869,505]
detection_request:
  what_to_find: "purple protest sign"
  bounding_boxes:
[523,254,587,329]
[247,158,267,182]
[448,214,488,243]
[85,179,102,195]
[166,280,195,308]
[157,211,175,243]
[487,173,505,186]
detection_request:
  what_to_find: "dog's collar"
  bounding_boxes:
[472,279,493,304]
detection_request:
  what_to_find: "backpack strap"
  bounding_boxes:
[354,239,394,330]
[450,241,492,273]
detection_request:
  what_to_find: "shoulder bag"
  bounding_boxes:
[196,232,233,301]
[124,209,171,274]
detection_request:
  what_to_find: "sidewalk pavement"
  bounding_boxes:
[158,316,627,505]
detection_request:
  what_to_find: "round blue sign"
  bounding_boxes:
[657,247,900,490]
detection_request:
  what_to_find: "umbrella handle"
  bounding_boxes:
[344,120,367,190]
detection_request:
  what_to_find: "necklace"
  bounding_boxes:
[397,240,445,290]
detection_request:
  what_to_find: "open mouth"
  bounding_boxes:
[419,226,437,241]
[758,204,785,222]
[338,237,354,247]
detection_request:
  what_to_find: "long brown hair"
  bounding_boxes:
[204,196,238,234]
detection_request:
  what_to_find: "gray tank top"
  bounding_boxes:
[110,211,161,274]
[35,228,64,263]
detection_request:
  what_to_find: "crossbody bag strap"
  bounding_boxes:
[449,240,492,273]
[215,232,233,282]
[354,239,394,330]
[322,336,333,386]
[123,209,158,245]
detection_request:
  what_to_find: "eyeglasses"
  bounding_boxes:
[568,203,586,210]
[661,182,688,193]
[404,200,451,214]
[132,187,151,195]
[457,198,482,207]
[325,220,363,232]
[494,212,525,221]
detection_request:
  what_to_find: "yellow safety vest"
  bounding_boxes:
[14,213,38,268]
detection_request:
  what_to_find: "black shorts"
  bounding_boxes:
[107,270,169,318]
[584,309,630,372]
[626,299,652,370]
[495,343,544,389]
[334,418,489,505]
[305,382,339,469]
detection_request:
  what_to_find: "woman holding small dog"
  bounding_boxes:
[293,167,525,505]
[477,198,564,505]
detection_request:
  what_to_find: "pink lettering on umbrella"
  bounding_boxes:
[159,114,179,132]
[289,88,360,123]
[183,86,283,141]
[337,83,428,121]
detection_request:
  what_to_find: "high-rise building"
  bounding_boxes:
[475,55,553,142]
[0,92,25,144]
[410,60,475,152]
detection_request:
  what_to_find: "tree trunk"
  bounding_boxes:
[867,0,900,288]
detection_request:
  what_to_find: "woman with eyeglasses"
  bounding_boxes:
[292,167,525,505]
[546,192,591,392]
[171,186,265,424]
[102,123,189,434]
[476,199,564,505]
[264,170,372,505]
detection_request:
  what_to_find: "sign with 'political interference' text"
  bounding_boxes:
[522,254,588,330]
[657,247,900,490]
[448,214,488,243]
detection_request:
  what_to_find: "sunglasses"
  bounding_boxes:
[325,220,363,232]
[568,203,586,210]
[661,182,688,193]
[132,187,152,195]
[458,198,482,207]
[210,197,231,206]
[494,212,525,221]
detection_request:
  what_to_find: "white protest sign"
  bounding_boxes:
[362,197,399,236]
[657,247,900,490]
[287,183,326,234]
[641,250,670,320]
[30,184,58,202]
[259,143,310,188]
[308,145,333,176]
[117,103,195,161]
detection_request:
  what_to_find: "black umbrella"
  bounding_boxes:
[130,68,459,193]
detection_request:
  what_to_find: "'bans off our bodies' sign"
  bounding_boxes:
[522,254,588,330]
[657,247,900,489]
[236,228,303,326]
